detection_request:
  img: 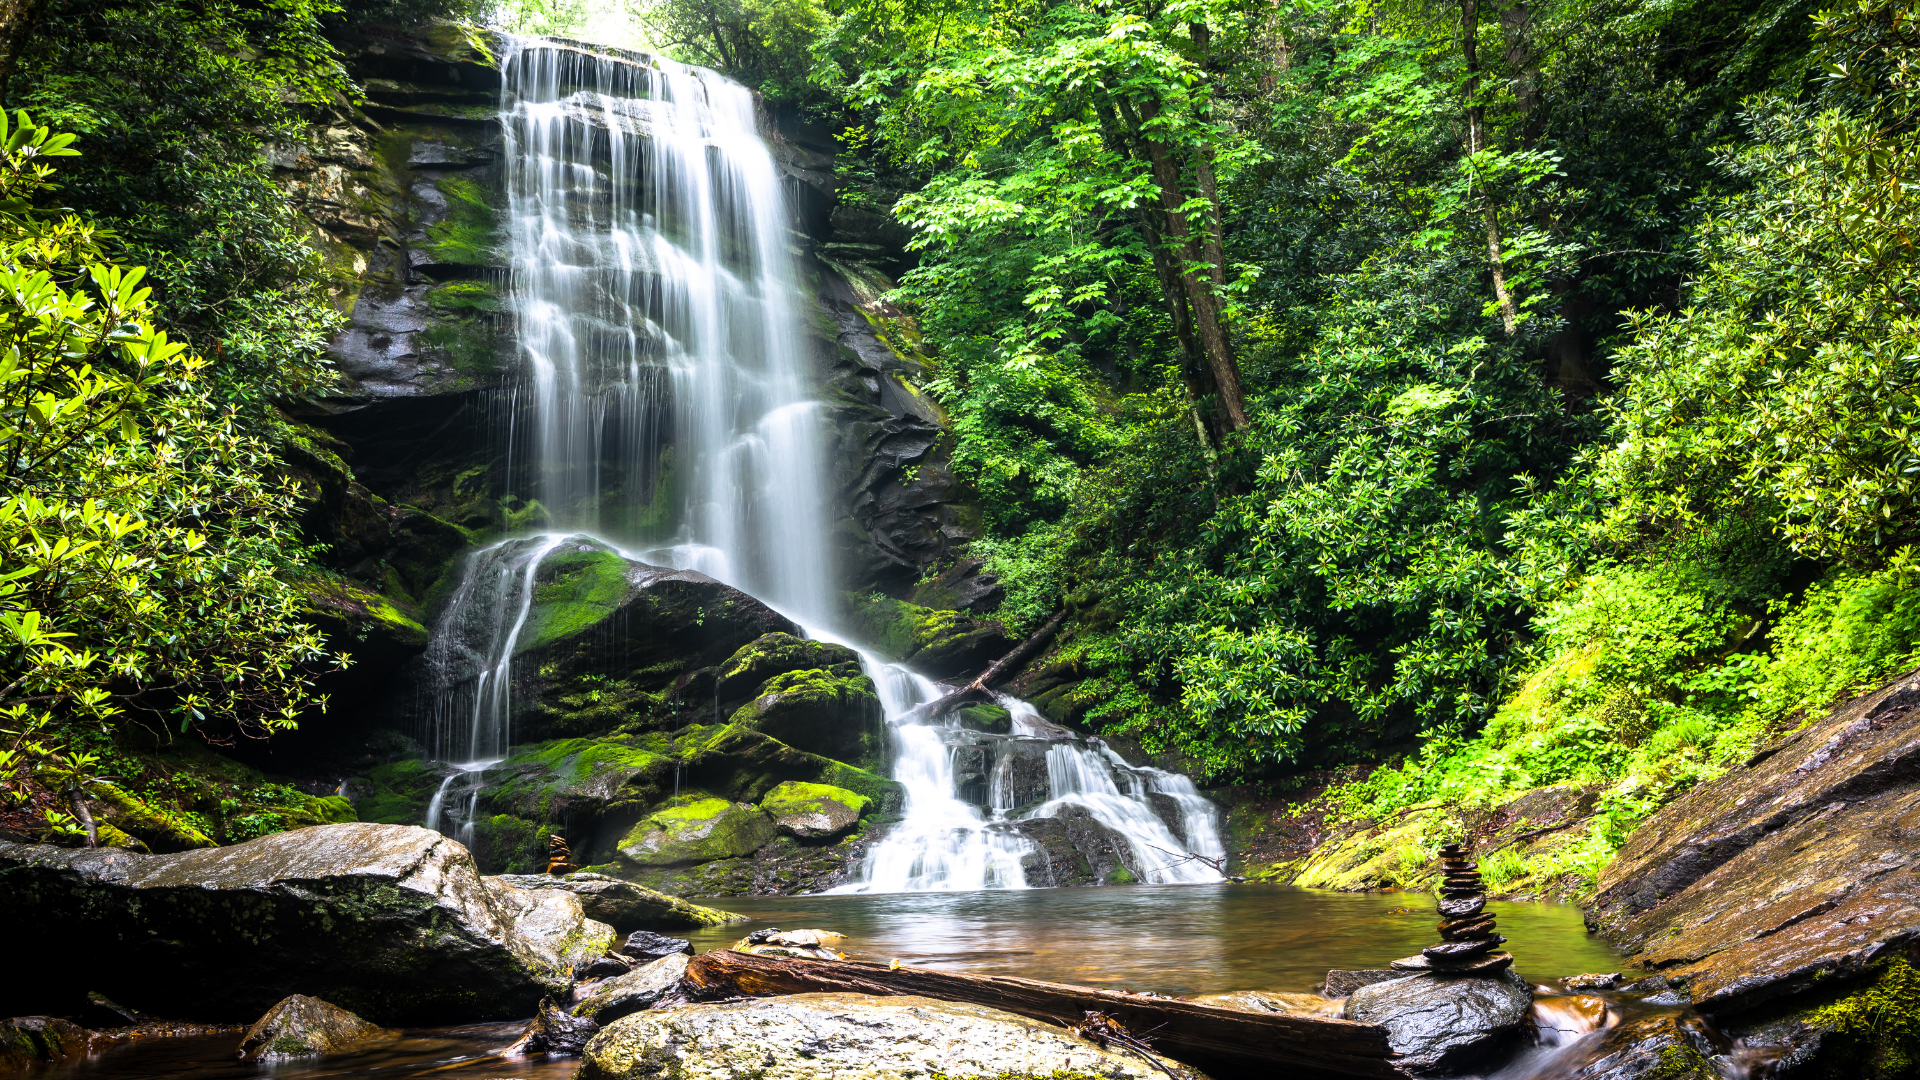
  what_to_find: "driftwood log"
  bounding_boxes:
[682,950,1402,1079]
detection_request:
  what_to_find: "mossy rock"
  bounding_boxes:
[519,546,640,654]
[715,633,861,709]
[471,813,549,874]
[760,781,870,840]
[954,703,1012,735]
[92,784,217,852]
[841,593,1011,678]
[485,737,671,819]
[683,723,903,814]
[1290,805,1446,892]
[357,759,446,825]
[727,665,883,766]
[616,797,776,867]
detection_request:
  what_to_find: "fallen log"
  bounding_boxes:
[681,949,1402,1080]
[906,609,1066,726]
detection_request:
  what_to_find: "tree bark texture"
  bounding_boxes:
[1462,0,1520,337]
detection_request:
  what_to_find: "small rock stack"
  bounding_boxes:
[1390,843,1512,974]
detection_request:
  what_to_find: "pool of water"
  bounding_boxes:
[681,883,1626,996]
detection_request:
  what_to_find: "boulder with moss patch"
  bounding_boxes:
[713,633,862,709]
[616,797,777,867]
[842,594,1011,679]
[237,995,398,1060]
[760,781,870,840]
[726,666,884,766]
[490,872,744,930]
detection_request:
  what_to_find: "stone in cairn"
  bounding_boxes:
[1389,843,1513,975]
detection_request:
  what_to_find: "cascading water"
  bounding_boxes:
[413,35,1226,892]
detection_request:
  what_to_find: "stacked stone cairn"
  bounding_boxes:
[1389,843,1513,974]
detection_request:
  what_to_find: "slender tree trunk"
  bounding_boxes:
[1118,97,1249,432]
[1462,0,1519,337]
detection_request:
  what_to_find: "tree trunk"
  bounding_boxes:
[0,0,45,101]
[1462,0,1519,337]
[1121,98,1249,432]
[681,950,1403,1080]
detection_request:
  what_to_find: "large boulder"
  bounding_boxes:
[1343,972,1532,1075]
[711,633,862,712]
[615,798,777,867]
[759,781,870,840]
[0,823,597,1023]
[1587,669,1920,1015]
[577,993,1191,1080]
[236,995,398,1060]
[571,953,690,1024]
[490,873,744,930]
[1014,805,1143,887]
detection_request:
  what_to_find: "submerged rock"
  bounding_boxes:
[1323,970,1404,998]
[578,993,1190,1080]
[0,1017,92,1070]
[236,995,397,1060]
[0,823,585,1023]
[1186,990,1345,1017]
[1587,671,1920,1015]
[571,954,690,1024]
[1537,1009,1723,1080]
[1343,970,1532,1075]
[732,927,847,959]
[489,873,745,930]
[508,997,601,1056]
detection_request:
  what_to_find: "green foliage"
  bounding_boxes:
[0,116,338,842]
[9,0,350,407]
[1807,956,1920,1078]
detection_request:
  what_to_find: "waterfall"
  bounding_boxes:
[408,34,1224,891]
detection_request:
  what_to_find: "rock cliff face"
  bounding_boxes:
[1587,669,1920,1018]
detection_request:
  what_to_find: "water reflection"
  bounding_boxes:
[683,883,1626,996]
[21,1026,573,1080]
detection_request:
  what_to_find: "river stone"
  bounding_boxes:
[1539,1010,1723,1079]
[578,993,1193,1080]
[507,997,601,1056]
[760,780,869,840]
[488,876,618,973]
[1587,671,1920,1014]
[0,1017,91,1070]
[571,953,690,1023]
[725,666,884,765]
[0,823,582,1023]
[618,930,694,961]
[236,995,398,1060]
[1343,971,1532,1075]
[489,873,745,931]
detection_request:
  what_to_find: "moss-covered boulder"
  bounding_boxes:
[714,633,863,709]
[357,759,446,825]
[616,797,777,867]
[727,666,883,767]
[682,723,903,813]
[953,703,1012,735]
[842,593,1011,679]
[760,781,870,840]
[0,1017,91,1070]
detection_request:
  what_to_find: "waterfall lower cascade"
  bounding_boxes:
[413,35,1225,892]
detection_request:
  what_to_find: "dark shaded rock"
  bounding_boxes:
[0,823,593,1023]
[990,739,1053,811]
[577,993,1181,1080]
[1343,971,1532,1075]
[1587,670,1920,1015]
[574,956,633,980]
[1145,791,1190,845]
[1324,970,1404,998]
[0,1017,91,1070]
[571,954,691,1024]
[236,995,397,1060]
[488,873,744,930]
[617,931,693,962]
[1438,898,1485,919]
[507,997,600,1056]
[1013,806,1141,887]
[909,559,1003,613]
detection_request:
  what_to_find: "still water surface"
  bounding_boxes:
[683,883,1625,995]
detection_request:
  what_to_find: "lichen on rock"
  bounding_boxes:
[616,796,777,867]
[759,780,871,839]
